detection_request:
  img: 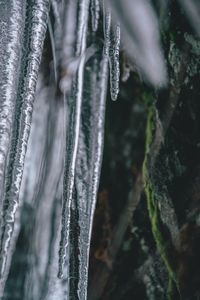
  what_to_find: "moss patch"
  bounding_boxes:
[143,106,178,298]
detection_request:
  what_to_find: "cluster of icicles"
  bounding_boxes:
[0,0,199,299]
[0,1,122,298]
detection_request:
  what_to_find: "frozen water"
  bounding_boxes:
[58,0,91,281]
[0,0,171,299]
[0,1,49,296]
[109,23,120,101]
[90,0,100,32]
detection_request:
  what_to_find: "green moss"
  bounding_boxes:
[141,91,154,109]
[143,106,178,297]
[167,276,180,300]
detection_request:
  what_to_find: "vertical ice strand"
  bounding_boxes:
[102,3,120,101]
[87,0,111,252]
[0,1,49,297]
[59,0,78,94]
[90,0,100,32]
[0,0,26,221]
[58,0,91,280]
[109,22,120,101]
[72,2,111,299]
[108,0,167,86]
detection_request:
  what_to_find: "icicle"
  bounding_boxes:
[69,48,109,300]
[0,0,26,213]
[109,23,120,101]
[108,0,167,86]
[22,82,65,300]
[51,0,62,38]
[90,0,100,32]
[87,0,110,246]
[48,15,58,82]
[0,0,49,294]
[59,0,78,94]
[102,4,120,100]
[103,7,111,57]
[70,59,98,300]
[0,1,27,296]
[58,58,84,279]
[77,52,109,300]
[68,3,110,299]
[50,0,63,72]
[58,0,91,280]
[62,0,78,63]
